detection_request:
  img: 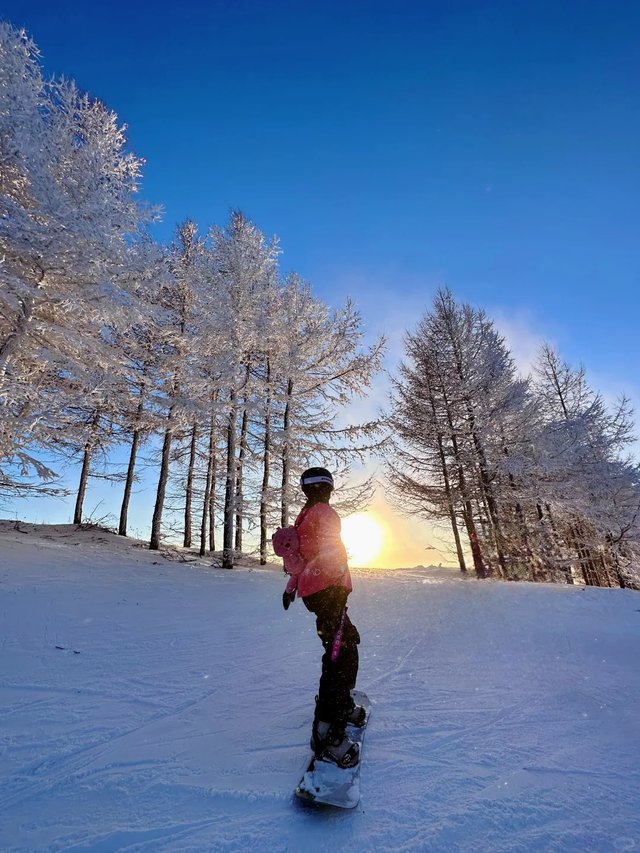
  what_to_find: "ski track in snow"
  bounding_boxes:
[1,523,640,852]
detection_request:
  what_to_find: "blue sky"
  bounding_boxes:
[8,0,637,366]
[4,0,640,564]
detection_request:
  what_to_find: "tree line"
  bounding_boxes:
[3,22,638,586]
[388,288,640,588]
[0,23,384,565]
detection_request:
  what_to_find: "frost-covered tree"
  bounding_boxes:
[113,240,167,536]
[271,274,385,528]
[389,289,640,588]
[389,289,539,579]
[531,344,640,585]
[0,23,153,496]
[148,222,208,551]
[388,339,470,572]
[207,212,280,568]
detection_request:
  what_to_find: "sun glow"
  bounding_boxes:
[341,513,384,567]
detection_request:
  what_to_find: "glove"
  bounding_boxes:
[282,589,296,610]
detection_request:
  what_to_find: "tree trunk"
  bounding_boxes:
[119,382,147,537]
[569,522,599,585]
[74,443,93,525]
[260,359,272,565]
[184,421,198,548]
[222,390,238,569]
[603,536,625,589]
[209,466,216,552]
[441,387,486,577]
[150,409,174,551]
[200,409,216,557]
[280,378,293,527]
[536,503,572,584]
[424,377,466,572]
[466,408,506,578]
[235,400,249,552]
[73,409,100,525]
[502,445,536,579]
[439,305,506,577]
[436,431,466,572]
[119,426,141,536]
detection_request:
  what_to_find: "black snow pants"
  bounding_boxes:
[303,584,360,727]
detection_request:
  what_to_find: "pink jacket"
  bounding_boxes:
[293,502,352,599]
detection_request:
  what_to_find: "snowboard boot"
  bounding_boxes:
[346,702,367,728]
[311,719,360,768]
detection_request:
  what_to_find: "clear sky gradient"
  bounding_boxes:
[4,0,640,566]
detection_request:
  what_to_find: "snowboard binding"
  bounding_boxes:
[311,719,360,768]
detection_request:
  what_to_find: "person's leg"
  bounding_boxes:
[340,612,360,701]
[303,587,361,765]
[304,586,359,725]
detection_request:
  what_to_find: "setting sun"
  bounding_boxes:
[341,513,384,567]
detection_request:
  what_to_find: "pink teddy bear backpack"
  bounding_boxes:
[272,526,306,594]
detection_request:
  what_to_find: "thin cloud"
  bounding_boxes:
[491,308,551,377]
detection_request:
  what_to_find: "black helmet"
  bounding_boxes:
[300,467,334,497]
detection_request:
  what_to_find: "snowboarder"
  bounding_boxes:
[282,467,366,768]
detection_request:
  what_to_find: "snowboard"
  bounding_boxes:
[295,689,371,809]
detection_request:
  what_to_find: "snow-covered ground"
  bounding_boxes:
[1,521,639,852]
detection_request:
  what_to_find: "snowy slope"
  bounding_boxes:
[1,522,639,853]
